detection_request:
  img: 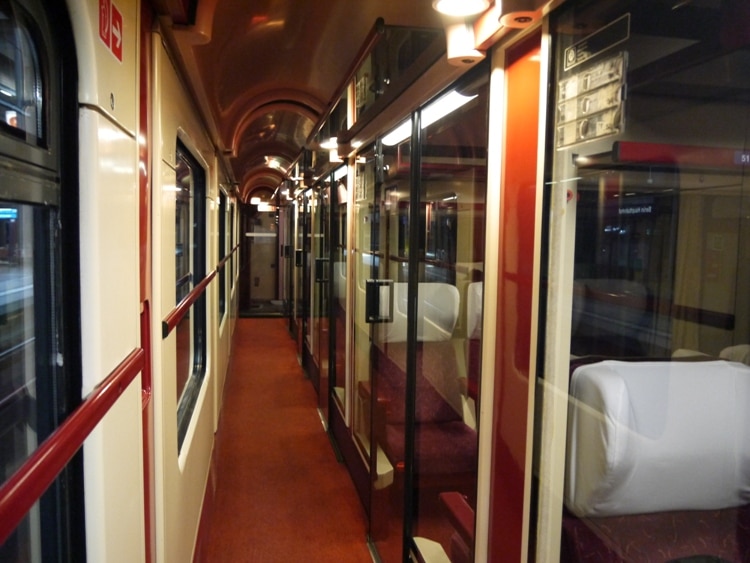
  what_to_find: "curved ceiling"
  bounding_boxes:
[154,0,449,201]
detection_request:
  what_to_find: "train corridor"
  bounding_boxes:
[194,318,372,562]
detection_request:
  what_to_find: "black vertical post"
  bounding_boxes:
[403,111,421,561]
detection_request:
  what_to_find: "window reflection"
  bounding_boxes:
[0,0,43,143]
[0,203,39,560]
[542,1,750,560]
[175,143,206,450]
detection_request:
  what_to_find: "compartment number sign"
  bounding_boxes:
[99,0,123,62]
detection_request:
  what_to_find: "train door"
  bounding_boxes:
[351,138,405,559]
[310,182,329,399]
[239,189,278,316]
[331,169,348,424]
[534,1,750,560]
[294,190,310,362]
[277,182,293,318]
[352,64,490,562]
[407,68,489,562]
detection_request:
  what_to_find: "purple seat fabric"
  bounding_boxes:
[372,341,477,479]
[561,505,750,562]
[563,356,750,562]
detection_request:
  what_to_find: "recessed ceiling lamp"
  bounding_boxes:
[432,0,490,17]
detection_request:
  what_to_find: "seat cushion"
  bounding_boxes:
[384,421,477,475]
[565,360,750,517]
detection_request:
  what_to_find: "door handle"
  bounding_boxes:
[365,279,393,323]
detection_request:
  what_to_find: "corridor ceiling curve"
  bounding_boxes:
[153,0,447,201]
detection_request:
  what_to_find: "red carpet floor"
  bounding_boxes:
[195,318,372,562]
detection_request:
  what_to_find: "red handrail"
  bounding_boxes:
[162,245,240,338]
[162,271,216,338]
[217,243,240,271]
[0,347,146,545]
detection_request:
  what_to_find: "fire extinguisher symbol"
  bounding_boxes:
[99,0,111,47]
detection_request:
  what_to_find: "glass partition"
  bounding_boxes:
[351,137,411,561]
[409,71,488,561]
[354,27,443,121]
[332,173,348,412]
[312,181,330,407]
[537,1,750,560]
[351,63,489,563]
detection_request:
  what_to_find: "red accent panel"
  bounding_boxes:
[0,348,145,545]
[614,141,744,168]
[488,31,542,561]
[139,5,155,561]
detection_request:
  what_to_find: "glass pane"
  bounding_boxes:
[411,76,488,561]
[175,158,192,403]
[359,135,411,561]
[355,27,442,121]
[218,191,226,320]
[544,1,750,560]
[333,175,348,412]
[175,144,206,449]
[0,203,39,561]
[294,191,309,358]
[313,182,330,410]
[0,0,43,143]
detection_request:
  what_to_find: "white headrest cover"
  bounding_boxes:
[466,282,483,339]
[720,344,750,365]
[565,360,750,517]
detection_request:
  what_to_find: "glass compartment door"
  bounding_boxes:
[351,139,410,561]
[312,183,330,409]
[332,175,348,417]
[408,74,489,562]
[535,1,750,560]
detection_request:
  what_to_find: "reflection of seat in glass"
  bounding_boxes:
[368,281,478,496]
[375,282,460,344]
[563,359,750,561]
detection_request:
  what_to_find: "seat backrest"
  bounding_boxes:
[380,282,460,343]
[565,359,750,517]
[466,281,483,340]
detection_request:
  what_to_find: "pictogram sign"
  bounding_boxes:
[99,0,123,62]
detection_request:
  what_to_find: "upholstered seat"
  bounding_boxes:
[563,359,750,561]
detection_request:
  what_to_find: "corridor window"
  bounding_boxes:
[219,190,226,321]
[175,142,206,450]
[0,0,43,144]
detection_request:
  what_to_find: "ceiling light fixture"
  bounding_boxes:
[432,0,490,17]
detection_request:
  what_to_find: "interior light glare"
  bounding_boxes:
[432,0,490,17]
[320,137,338,150]
[382,90,478,146]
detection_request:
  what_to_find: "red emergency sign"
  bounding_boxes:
[99,0,123,62]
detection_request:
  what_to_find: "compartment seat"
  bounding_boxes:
[372,341,478,485]
[366,282,478,491]
[563,358,750,562]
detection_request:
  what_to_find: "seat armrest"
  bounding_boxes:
[439,492,475,545]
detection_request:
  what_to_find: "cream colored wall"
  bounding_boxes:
[151,32,217,563]
[68,0,146,560]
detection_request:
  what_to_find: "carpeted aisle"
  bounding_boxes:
[196,318,372,562]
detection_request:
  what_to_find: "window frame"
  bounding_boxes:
[175,140,207,451]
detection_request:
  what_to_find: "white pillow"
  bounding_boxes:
[565,360,750,517]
